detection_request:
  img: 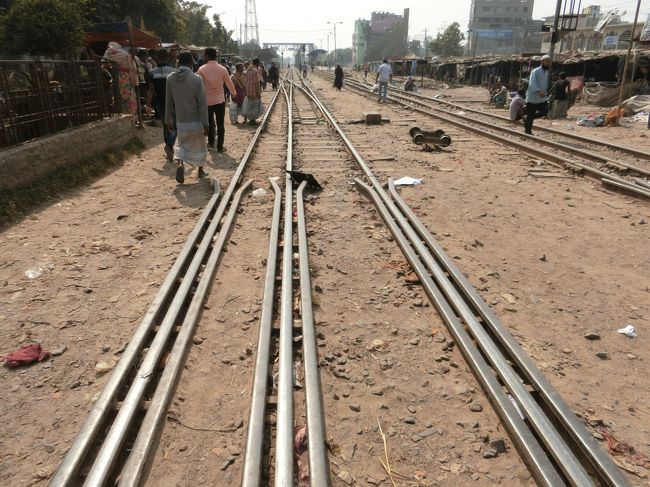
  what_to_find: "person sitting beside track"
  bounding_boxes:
[490,82,509,108]
[509,89,527,123]
[404,76,418,93]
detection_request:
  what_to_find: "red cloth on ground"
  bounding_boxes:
[3,343,50,368]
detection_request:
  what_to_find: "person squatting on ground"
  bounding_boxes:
[404,76,417,92]
[243,58,263,125]
[198,47,236,153]
[376,59,392,103]
[148,49,177,161]
[509,89,526,122]
[524,54,551,135]
[230,63,247,124]
[490,82,509,108]
[165,51,210,184]
[548,72,570,119]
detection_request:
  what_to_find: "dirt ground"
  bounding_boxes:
[1,75,648,487]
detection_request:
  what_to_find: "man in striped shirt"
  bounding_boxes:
[244,58,263,125]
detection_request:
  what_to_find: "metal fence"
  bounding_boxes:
[0,59,120,149]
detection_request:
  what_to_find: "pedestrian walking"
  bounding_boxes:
[524,54,551,135]
[198,47,236,152]
[148,49,176,160]
[302,62,308,78]
[230,62,246,124]
[165,51,210,184]
[548,72,570,119]
[260,64,268,91]
[268,62,279,90]
[243,58,263,126]
[363,63,369,79]
[334,64,344,91]
[376,59,392,103]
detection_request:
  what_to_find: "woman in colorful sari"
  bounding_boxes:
[102,42,137,114]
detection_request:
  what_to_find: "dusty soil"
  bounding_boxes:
[1,72,648,487]
[0,99,268,485]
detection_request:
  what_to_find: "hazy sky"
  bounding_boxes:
[204,0,646,49]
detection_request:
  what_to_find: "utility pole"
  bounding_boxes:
[126,16,143,128]
[548,0,563,59]
[328,21,343,65]
[616,0,642,119]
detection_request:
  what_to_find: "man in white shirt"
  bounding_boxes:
[375,59,392,103]
[509,89,526,122]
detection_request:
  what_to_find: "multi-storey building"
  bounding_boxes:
[352,9,409,65]
[468,0,537,56]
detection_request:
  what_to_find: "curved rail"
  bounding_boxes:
[320,73,650,199]
[291,74,632,486]
[50,87,284,487]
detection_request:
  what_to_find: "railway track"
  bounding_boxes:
[49,70,633,486]
[319,72,650,200]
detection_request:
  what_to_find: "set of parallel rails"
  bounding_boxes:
[293,72,632,486]
[49,88,283,487]
[319,72,650,199]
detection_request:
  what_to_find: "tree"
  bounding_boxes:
[428,22,465,57]
[211,14,238,52]
[87,0,182,41]
[408,40,422,56]
[177,1,212,45]
[1,0,88,56]
[327,48,352,65]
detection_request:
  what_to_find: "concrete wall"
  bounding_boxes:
[0,115,135,191]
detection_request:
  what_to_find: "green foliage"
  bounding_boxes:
[1,0,88,56]
[212,14,238,52]
[428,22,465,58]
[408,40,422,56]
[87,0,182,41]
[327,48,352,65]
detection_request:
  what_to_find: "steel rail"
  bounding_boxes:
[320,75,650,199]
[241,177,283,487]
[51,87,283,487]
[375,82,650,178]
[354,179,565,487]
[49,184,220,487]
[119,180,253,486]
[296,179,331,485]
[276,82,294,486]
[292,78,630,486]
[347,73,650,163]
[387,180,632,487]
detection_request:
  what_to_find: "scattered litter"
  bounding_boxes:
[95,360,115,374]
[368,338,387,351]
[576,114,605,127]
[251,188,267,198]
[617,324,637,338]
[629,111,650,123]
[3,343,50,368]
[25,266,43,279]
[294,425,309,485]
[393,177,423,186]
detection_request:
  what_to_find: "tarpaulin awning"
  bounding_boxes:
[86,22,161,50]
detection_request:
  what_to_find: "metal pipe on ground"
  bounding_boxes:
[387,181,632,487]
[275,83,294,487]
[241,177,282,487]
[119,180,253,486]
[50,183,221,487]
[296,180,331,486]
[354,179,565,487]
[51,87,282,487]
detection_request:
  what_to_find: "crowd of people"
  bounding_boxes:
[103,44,282,184]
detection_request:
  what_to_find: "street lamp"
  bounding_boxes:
[327,21,343,66]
